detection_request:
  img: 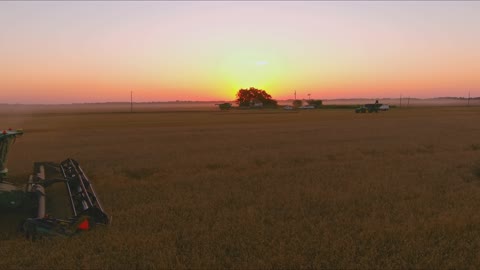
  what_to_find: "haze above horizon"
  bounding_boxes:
[1,1,479,104]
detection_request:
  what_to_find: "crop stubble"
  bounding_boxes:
[1,105,480,269]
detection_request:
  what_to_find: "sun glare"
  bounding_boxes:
[215,51,289,100]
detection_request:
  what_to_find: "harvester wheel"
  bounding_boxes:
[17,220,27,234]
[24,222,37,241]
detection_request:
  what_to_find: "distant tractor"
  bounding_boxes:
[355,103,382,113]
[215,103,232,110]
[355,106,367,113]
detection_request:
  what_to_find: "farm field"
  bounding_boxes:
[1,105,480,269]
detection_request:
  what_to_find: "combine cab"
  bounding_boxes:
[0,129,109,240]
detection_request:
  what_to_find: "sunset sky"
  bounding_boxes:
[1,1,479,104]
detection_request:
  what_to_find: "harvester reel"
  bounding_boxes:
[1,129,109,240]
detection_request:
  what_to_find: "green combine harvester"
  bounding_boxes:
[0,129,109,240]
[355,101,383,113]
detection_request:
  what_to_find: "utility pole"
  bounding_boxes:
[131,91,133,113]
[468,91,471,107]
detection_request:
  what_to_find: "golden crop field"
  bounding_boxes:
[1,104,480,269]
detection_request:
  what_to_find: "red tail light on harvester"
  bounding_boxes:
[78,219,90,231]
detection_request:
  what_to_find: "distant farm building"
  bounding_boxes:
[250,99,263,108]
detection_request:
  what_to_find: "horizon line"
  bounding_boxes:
[0,96,478,106]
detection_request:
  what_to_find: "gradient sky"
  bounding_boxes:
[1,1,479,104]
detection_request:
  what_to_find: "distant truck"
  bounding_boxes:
[379,104,390,111]
[299,105,315,109]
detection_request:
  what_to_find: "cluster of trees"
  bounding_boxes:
[235,87,278,107]
[234,87,322,109]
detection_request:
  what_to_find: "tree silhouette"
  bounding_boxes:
[292,99,303,108]
[306,99,322,108]
[235,87,277,107]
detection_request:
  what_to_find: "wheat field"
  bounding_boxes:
[1,105,480,269]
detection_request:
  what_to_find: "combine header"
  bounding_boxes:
[0,129,109,240]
